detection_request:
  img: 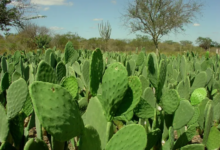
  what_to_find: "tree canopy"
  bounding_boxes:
[0,0,45,32]
[196,37,212,50]
[122,0,203,53]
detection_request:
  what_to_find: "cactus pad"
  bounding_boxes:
[56,61,66,83]
[29,81,84,141]
[0,104,9,142]
[190,88,207,106]
[35,60,57,84]
[102,62,128,121]
[115,76,142,117]
[90,48,103,96]
[206,126,220,150]
[64,41,78,64]
[161,89,180,114]
[61,76,78,99]
[79,125,102,150]
[105,124,147,150]
[173,100,194,130]
[82,96,109,149]
[181,144,205,150]
[24,138,49,150]
[7,78,28,120]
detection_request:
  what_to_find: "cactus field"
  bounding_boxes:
[1,41,220,150]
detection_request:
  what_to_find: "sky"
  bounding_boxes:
[3,0,220,45]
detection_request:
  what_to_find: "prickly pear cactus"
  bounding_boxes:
[90,48,103,96]
[102,62,128,121]
[79,125,102,150]
[61,76,78,99]
[161,89,180,114]
[173,100,194,130]
[7,78,28,120]
[105,124,147,150]
[82,96,109,149]
[115,76,142,119]
[190,88,207,106]
[24,138,49,150]
[36,60,57,84]
[64,41,78,64]
[206,126,220,150]
[29,81,84,141]
[0,104,9,142]
[56,61,66,83]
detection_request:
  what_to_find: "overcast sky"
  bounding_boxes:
[3,0,220,45]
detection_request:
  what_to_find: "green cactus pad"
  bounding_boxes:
[161,89,180,114]
[157,59,167,100]
[61,76,78,99]
[0,142,16,150]
[190,88,207,106]
[173,124,197,149]
[173,100,194,130]
[0,104,9,142]
[180,55,187,80]
[29,81,84,141]
[64,41,78,64]
[90,48,103,96]
[22,93,33,117]
[82,60,90,88]
[14,50,21,65]
[203,100,214,145]
[7,78,28,120]
[105,124,147,150]
[1,72,9,91]
[180,144,205,150]
[139,75,149,93]
[102,62,128,121]
[134,97,155,119]
[82,96,109,149]
[49,52,56,68]
[190,71,207,93]
[126,59,136,76]
[136,52,144,66]
[177,77,190,100]
[9,113,25,147]
[206,126,220,150]
[169,127,174,150]
[1,56,7,73]
[143,87,156,107]
[44,49,53,64]
[187,107,200,126]
[24,138,49,150]
[35,60,57,83]
[115,76,142,118]
[198,98,209,130]
[56,61,66,83]
[147,53,158,89]
[146,128,161,149]
[79,125,102,150]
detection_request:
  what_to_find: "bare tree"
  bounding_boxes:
[122,0,203,54]
[98,21,112,51]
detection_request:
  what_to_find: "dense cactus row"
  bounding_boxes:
[0,41,220,150]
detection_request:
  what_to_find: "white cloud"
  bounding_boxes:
[111,0,117,4]
[50,26,64,30]
[31,0,73,6]
[44,7,50,11]
[93,18,103,21]
[193,23,200,27]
